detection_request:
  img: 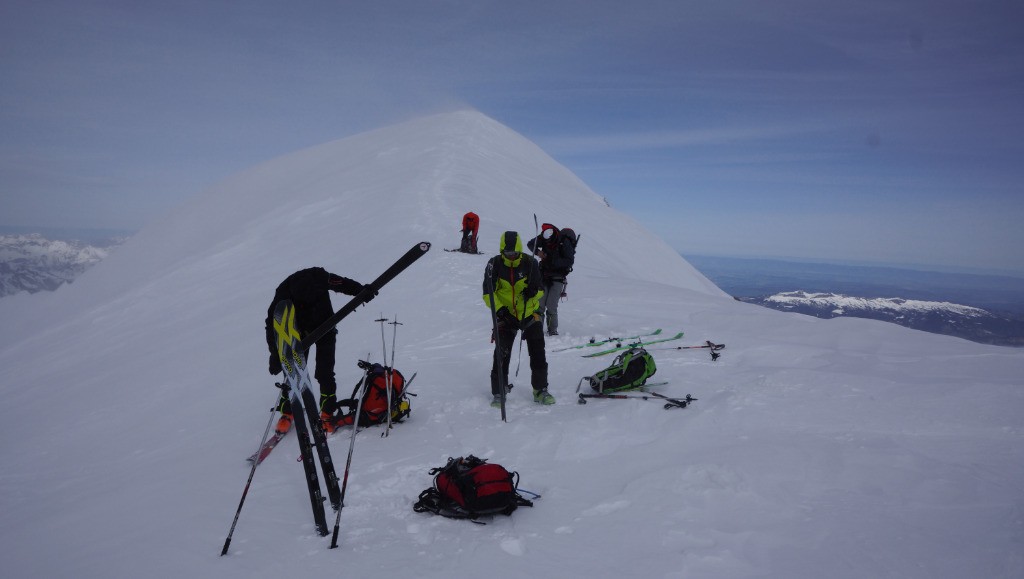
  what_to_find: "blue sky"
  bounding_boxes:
[2,0,1022,274]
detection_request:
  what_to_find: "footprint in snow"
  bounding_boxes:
[500,537,525,556]
[582,500,630,516]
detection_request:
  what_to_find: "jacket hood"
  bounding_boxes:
[499,231,523,266]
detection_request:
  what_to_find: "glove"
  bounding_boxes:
[497,308,517,329]
[269,354,282,376]
[360,284,378,304]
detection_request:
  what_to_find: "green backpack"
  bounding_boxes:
[587,347,657,393]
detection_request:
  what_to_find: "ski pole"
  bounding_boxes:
[578,392,696,409]
[577,392,694,409]
[330,371,369,549]
[515,213,539,380]
[650,341,724,360]
[531,213,540,257]
[517,488,543,499]
[375,315,396,436]
[514,328,524,378]
[383,317,402,437]
[220,392,279,556]
[654,341,724,351]
[401,372,417,395]
[640,390,698,408]
[485,261,508,422]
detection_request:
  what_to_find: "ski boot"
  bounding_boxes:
[275,412,293,434]
[533,389,555,405]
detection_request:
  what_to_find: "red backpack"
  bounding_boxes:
[333,361,411,427]
[413,455,533,521]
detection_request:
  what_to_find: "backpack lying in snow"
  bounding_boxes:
[413,455,533,521]
[586,347,657,393]
[333,361,411,427]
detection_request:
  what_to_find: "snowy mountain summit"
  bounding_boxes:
[1,111,1022,579]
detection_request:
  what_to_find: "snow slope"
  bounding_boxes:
[0,111,1021,579]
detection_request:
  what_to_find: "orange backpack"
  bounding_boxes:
[334,361,410,427]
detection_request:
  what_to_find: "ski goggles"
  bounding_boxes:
[502,250,521,260]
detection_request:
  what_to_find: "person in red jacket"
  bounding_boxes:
[460,211,480,253]
[265,267,374,434]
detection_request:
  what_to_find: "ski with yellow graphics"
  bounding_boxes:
[273,300,330,536]
[276,301,343,510]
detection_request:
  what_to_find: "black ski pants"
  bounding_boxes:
[490,319,548,395]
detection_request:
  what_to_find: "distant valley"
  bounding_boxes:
[686,255,1024,347]
[0,231,129,297]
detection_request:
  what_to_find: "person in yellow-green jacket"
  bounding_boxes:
[482,231,555,406]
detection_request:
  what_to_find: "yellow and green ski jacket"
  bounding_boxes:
[482,252,545,324]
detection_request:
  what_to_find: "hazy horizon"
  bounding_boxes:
[4,222,1024,280]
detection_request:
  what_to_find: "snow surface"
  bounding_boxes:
[1,111,1022,579]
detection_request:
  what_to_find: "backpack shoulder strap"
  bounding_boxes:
[413,488,447,516]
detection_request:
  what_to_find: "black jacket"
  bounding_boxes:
[527,228,576,281]
[265,267,363,357]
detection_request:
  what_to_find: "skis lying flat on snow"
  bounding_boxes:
[273,300,331,536]
[578,391,697,409]
[580,332,685,357]
[551,329,663,352]
[299,242,431,352]
[443,248,484,254]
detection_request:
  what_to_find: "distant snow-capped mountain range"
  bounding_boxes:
[765,291,990,317]
[0,233,128,296]
[741,291,1024,346]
